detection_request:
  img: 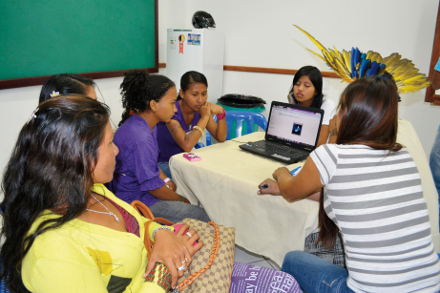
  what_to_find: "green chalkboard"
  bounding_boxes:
[0,0,158,90]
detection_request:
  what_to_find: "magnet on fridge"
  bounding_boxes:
[179,34,185,54]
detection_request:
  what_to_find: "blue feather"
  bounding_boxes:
[359,59,370,78]
[351,48,356,78]
[351,48,361,78]
[367,61,379,77]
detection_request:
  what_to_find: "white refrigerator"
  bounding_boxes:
[166,28,225,103]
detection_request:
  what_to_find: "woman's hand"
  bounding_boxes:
[144,229,191,288]
[198,102,212,119]
[180,196,190,204]
[175,224,204,257]
[210,104,224,115]
[257,179,281,195]
[272,167,291,181]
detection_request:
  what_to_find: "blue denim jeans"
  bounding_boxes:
[430,129,440,205]
[281,251,354,293]
[158,161,172,179]
[149,199,210,223]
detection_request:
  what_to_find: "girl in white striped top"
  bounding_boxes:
[259,76,440,292]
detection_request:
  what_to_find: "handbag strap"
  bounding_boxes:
[131,200,155,219]
[175,221,220,292]
[129,200,221,291]
[130,200,174,261]
[143,220,154,261]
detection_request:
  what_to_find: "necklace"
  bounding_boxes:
[86,194,120,222]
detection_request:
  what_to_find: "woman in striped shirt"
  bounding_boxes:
[259,76,440,292]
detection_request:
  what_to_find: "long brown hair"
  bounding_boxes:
[1,96,110,292]
[317,76,402,248]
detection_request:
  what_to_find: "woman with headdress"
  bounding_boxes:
[260,77,440,292]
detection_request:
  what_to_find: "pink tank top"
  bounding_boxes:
[105,197,140,237]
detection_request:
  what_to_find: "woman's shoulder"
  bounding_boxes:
[115,115,155,145]
[25,214,87,259]
[321,97,336,110]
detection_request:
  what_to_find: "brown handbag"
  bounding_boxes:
[130,201,235,293]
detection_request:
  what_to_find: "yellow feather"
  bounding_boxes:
[395,68,420,82]
[334,58,352,81]
[365,51,383,64]
[293,25,326,52]
[401,74,426,85]
[306,48,327,63]
[382,53,402,68]
[400,81,431,94]
[292,25,431,95]
[342,50,351,71]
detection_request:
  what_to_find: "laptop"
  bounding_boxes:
[239,101,324,164]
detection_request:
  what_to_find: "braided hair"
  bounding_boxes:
[119,70,175,126]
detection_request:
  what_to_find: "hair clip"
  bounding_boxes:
[50,91,60,98]
[27,108,39,124]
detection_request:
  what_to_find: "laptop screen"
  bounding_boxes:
[266,102,323,149]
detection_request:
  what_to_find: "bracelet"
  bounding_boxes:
[163,177,171,183]
[178,196,183,202]
[152,226,174,242]
[145,263,172,291]
[216,109,226,120]
[193,125,204,135]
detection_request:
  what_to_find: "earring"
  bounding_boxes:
[153,109,157,113]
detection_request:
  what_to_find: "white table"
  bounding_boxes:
[170,131,319,266]
[170,119,440,266]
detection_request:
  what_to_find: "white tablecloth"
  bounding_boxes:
[170,119,439,266]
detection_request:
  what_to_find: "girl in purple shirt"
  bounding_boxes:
[109,70,209,223]
[157,71,227,178]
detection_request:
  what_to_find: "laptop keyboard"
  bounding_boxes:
[252,140,306,157]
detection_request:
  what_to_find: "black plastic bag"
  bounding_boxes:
[217,94,266,109]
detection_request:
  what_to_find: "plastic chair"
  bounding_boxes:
[206,111,267,146]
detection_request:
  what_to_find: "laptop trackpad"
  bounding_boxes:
[271,153,290,161]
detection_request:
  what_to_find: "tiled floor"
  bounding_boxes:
[235,245,280,270]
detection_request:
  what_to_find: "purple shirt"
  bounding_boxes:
[157,100,200,162]
[108,114,163,207]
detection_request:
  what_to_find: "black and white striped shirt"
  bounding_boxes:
[311,144,440,292]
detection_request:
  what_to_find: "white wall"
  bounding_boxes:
[1,0,439,177]
[178,0,440,158]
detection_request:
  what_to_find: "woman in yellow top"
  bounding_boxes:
[0,96,203,293]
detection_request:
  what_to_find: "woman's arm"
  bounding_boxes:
[328,112,342,144]
[258,156,323,201]
[158,167,176,191]
[166,103,211,152]
[317,125,329,146]
[148,184,190,204]
[205,104,227,142]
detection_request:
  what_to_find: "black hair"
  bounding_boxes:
[178,71,208,100]
[0,95,110,292]
[288,66,324,108]
[119,70,175,126]
[38,74,96,104]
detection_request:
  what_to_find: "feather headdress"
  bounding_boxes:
[294,25,431,94]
